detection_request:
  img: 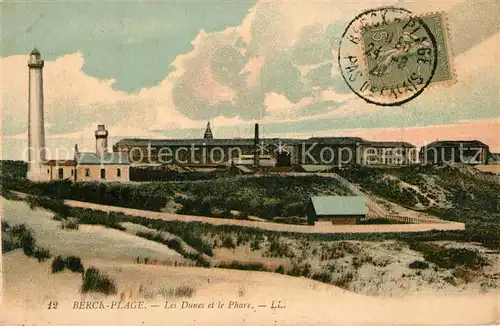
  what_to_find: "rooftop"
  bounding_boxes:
[424,140,488,148]
[75,152,129,165]
[31,47,40,55]
[363,141,416,148]
[310,196,368,216]
[114,137,409,147]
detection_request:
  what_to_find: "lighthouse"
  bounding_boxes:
[27,48,48,181]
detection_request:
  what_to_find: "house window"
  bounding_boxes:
[100,169,106,179]
[58,168,64,179]
[85,168,90,177]
[71,169,74,176]
[117,168,121,177]
[47,169,50,174]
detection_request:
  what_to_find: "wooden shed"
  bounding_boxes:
[307,196,368,225]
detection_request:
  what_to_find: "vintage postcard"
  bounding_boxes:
[1,0,499,325]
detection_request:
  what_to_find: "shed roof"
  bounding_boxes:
[310,196,368,216]
[76,152,129,165]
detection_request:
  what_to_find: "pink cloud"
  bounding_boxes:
[335,119,500,152]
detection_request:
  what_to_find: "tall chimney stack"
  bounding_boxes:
[254,123,260,168]
[27,47,47,181]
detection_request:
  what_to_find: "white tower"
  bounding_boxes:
[95,124,108,156]
[27,48,47,181]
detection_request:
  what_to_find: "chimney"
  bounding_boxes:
[95,124,108,156]
[254,123,260,168]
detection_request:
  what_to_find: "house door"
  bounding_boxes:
[100,168,106,180]
[58,168,64,179]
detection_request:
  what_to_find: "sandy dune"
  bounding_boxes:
[2,251,499,326]
[2,198,499,325]
[2,199,186,262]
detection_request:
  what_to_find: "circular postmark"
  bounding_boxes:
[338,7,438,106]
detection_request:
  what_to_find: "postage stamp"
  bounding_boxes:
[1,1,499,326]
[338,7,454,106]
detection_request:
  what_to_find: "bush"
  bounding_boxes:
[275,265,285,274]
[221,235,236,249]
[333,272,354,288]
[266,237,295,258]
[287,263,311,277]
[216,261,268,271]
[174,285,196,298]
[52,255,85,274]
[33,247,51,262]
[135,231,211,267]
[408,260,429,269]
[312,271,332,283]
[66,256,85,273]
[250,236,262,251]
[409,243,488,270]
[81,267,117,295]
[159,285,196,299]
[61,218,80,230]
[4,224,51,260]
[52,256,67,273]
[352,255,373,269]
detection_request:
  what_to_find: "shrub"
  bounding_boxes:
[250,236,262,251]
[312,271,332,283]
[52,255,85,274]
[135,232,210,267]
[408,260,429,269]
[333,272,354,288]
[409,243,488,270]
[275,265,285,274]
[5,224,51,260]
[158,285,196,299]
[52,214,64,221]
[2,221,10,230]
[33,247,51,262]
[66,256,85,273]
[174,285,196,298]
[287,263,311,277]
[216,261,268,271]
[52,256,67,273]
[61,218,80,230]
[81,267,117,295]
[221,235,236,249]
[352,255,373,269]
[266,237,295,258]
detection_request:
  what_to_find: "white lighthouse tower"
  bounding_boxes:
[27,48,48,181]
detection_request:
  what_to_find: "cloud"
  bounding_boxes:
[269,118,500,152]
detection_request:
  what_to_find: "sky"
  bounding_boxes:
[1,0,499,159]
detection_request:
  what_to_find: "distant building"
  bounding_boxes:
[73,125,130,182]
[359,141,417,165]
[114,125,420,167]
[307,196,368,225]
[44,159,76,181]
[419,140,489,165]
